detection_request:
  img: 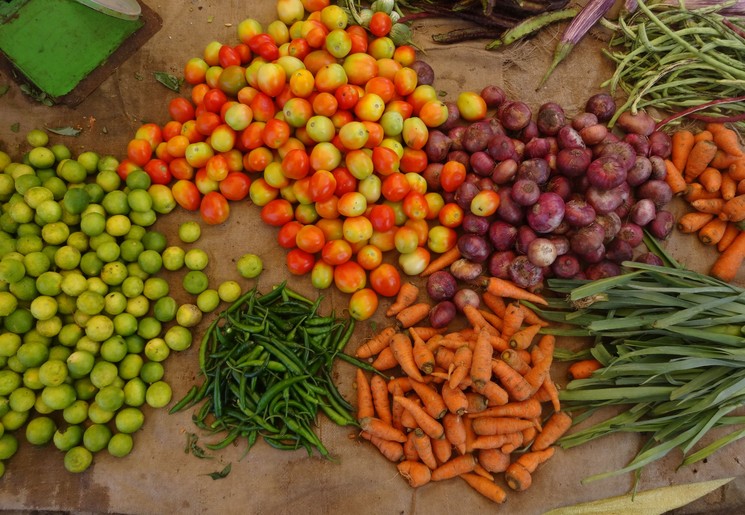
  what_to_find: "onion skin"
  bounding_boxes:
[430,301,457,328]
[427,270,458,301]
[585,93,616,122]
[450,258,484,281]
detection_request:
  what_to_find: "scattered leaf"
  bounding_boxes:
[20,84,54,106]
[0,85,9,97]
[205,463,231,480]
[10,123,20,133]
[134,72,144,81]
[47,126,82,137]
[154,72,182,92]
[185,432,213,459]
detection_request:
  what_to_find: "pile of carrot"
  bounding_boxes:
[669,122,745,281]
[353,277,573,504]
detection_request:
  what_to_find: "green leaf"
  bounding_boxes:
[0,84,9,97]
[10,123,19,133]
[206,463,231,480]
[154,72,182,92]
[47,126,81,137]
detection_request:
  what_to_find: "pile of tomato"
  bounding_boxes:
[116,0,479,320]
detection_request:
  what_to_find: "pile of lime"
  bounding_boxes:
[0,130,260,475]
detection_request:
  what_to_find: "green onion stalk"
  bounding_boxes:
[527,235,745,485]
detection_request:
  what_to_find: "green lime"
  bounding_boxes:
[74,336,100,356]
[161,246,185,271]
[90,360,119,388]
[16,341,49,368]
[100,336,127,362]
[24,185,54,208]
[119,239,144,263]
[125,335,145,354]
[176,304,203,328]
[76,290,105,315]
[0,292,18,317]
[126,295,150,318]
[149,184,176,214]
[79,252,103,276]
[58,323,83,347]
[126,262,149,280]
[141,230,167,252]
[125,225,146,241]
[73,377,97,401]
[63,400,89,425]
[48,345,71,362]
[0,433,19,460]
[95,385,125,412]
[121,276,144,298]
[197,289,220,313]
[183,270,209,295]
[21,367,42,390]
[8,200,34,223]
[80,212,106,237]
[85,315,114,342]
[84,183,104,204]
[0,333,21,357]
[144,338,169,362]
[0,258,25,283]
[26,129,49,147]
[38,359,68,386]
[178,221,201,243]
[40,383,76,410]
[4,307,34,333]
[77,151,99,173]
[102,190,130,215]
[87,401,115,424]
[153,296,177,323]
[62,188,91,215]
[104,291,127,315]
[100,261,128,286]
[36,271,63,296]
[23,251,50,278]
[42,175,67,199]
[217,280,242,303]
[127,189,153,212]
[115,407,144,433]
[137,317,162,340]
[97,155,119,172]
[61,271,87,296]
[25,415,56,445]
[113,312,138,336]
[139,361,164,384]
[96,169,121,192]
[1,409,29,431]
[54,424,83,451]
[14,175,42,197]
[40,222,69,246]
[9,387,35,412]
[54,245,81,271]
[36,199,63,224]
[184,249,209,271]
[236,253,263,278]
[36,316,63,338]
[145,381,172,409]
[105,214,131,238]
[107,432,134,458]
[164,325,192,352]
[137,249,162,275]
[126,169,151,190]
[64,446,93,473]
[118,354,143,380]
[34,394,54,414]
[123,377,146,407]
[16,234,43,254]
[143,277,169,300]
[30,295,57,321]
[57,159,87,184]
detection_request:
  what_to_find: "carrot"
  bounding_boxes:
[430,453,477,481]
[371,346,398,371]
[394,395,445,440]
[434,346,455,371]
[504,447,556,491]
[698,217,728,245]
[400,401,420,430]
[360,431,405,462]
[518,303,548,327]
[720,194,745,222]
[470,328,495,389]
[410,379,448,420]
[694,129,714,143]
[463,304,492,331]
[472,462,495,481]
[419,246,461,277]
[482,292,507,318]
[390,332,424,382]
[474,380,509,406]
[355,325,397,359]
[722,172,738,200]
[663,159,688,195]
[476,448,511,473]
[524,350,553,393]
[410,325,445,342]
[403,431,419,461]
[713,127,744,157]
[718,222,740,252]
[671,129,695,172]
[397,460,432,488]
[521,424,538,447]
[567,358,602,380]
[359,417,408,443]
[370,374,392,425]
[739,179,745,195]
[676,211,714,234]
[541,373,562,412]
[442,412,467,455]
[471,432,523,450]
[500,349,531,375]
[468,398,542,420]
[465,392,489,414]
[684,138,718,182]
[490,359,533,402]
[386,282,419,317]
[699,166,723,193]
[706,122,729,135]
[441,383,469,416]
[431,433,453,464]
[509,323,542,350]
[412,428,438,469]
[478,309,503,331]
[409,327,435,375]
[710,149,742,170]
[463,414,478,453]
[532,411,573,451]
[484,277,548,306]
[729,158,745,181]
[460,473,507,504]
[710,229,745,281]
[387,376,412,395]
[471,416,535,436]
[500,302,524,342]
[685,182,721,202]
[449,345,473,389]
[356,369,375,421]
[395,302,431,329]
[390,382,406,431]
[690,197,726,214]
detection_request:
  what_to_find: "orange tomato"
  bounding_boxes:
[369,263,401,297]
[333,260,366,293]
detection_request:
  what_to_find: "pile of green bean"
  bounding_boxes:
[601,0,745,128]
[171,282,366,458]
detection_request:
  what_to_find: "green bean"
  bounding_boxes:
[169,385,199,414]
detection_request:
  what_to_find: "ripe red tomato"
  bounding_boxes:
[332,167,357,196]
[127,139,153,167]
[277,220,304,249]
[348,288,379,321]
[402,191,429,220]
[356,244,383,271]
[168,97,196,124]
[381,172,411,202]
[295,224,326,254]
[202,88,228,113]
[200,191,230,225]
[369,263,401,297]
[281,148,310,180]
[440,160,467,192]
[143,159,172,185]
[368,204,395,232]
[172,180,201,211]
[309,169,337,202]
[321,239,353,266]
[286,248,315,275]
[369,12,393,37]
[333,261,367,293]
[260,198,295,226]
[219,172,251,201]
[218,45,242,68]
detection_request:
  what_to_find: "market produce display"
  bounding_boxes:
[2,0,745,511]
